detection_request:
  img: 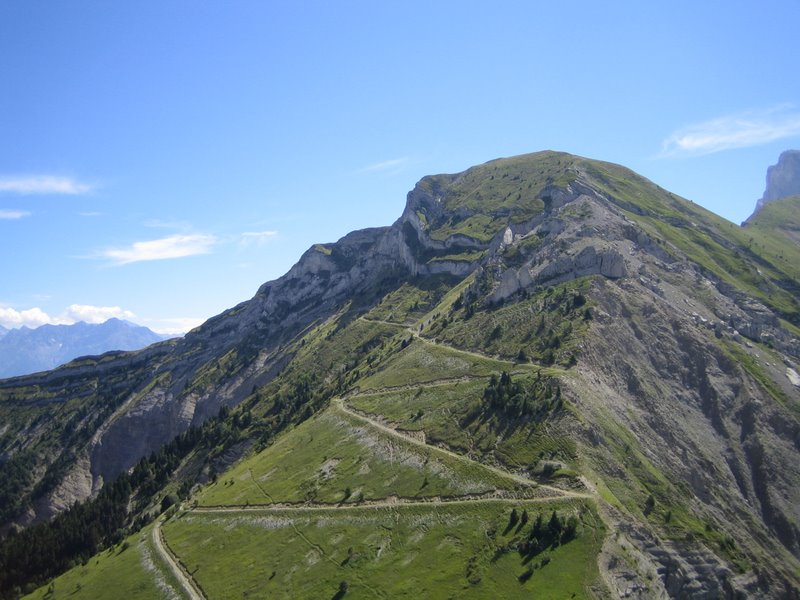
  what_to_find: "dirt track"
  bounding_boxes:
[152,518,206,600]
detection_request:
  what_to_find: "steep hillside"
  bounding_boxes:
[0,319,168,379]
[1,151,799,599]
[745,195,800,244]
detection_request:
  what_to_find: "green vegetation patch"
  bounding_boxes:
[432,278,593,366]
[429,213,500,242]
[428,249,487,263]
[349,380,489,454]
[719,340,799,417]
[431,152,576,215]
[23,526,179,600]
[411,152,587,244]
[349,373,576,477]
[361,277,459,325]
[197,407,515,507]
[284,312,401,382]
[164,499,604,599]
[355,338,518,391]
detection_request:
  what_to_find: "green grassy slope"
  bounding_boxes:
[164,500,604,600]
[22,524,180,600]
[196,406,519,508]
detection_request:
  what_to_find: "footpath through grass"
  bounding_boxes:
[164,499,604,599]
[197,407,519,508]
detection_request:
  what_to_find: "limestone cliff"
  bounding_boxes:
[748,149,800,220]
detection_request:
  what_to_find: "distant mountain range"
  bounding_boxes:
[0,318,169,378]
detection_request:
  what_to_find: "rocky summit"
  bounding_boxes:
[0,151,798,599]
[749,149,800,220]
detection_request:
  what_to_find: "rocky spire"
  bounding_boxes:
[750,149,800,219]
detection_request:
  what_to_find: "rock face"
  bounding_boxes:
[749,149,800,219]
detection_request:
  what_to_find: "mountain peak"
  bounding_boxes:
[748,149,800,220]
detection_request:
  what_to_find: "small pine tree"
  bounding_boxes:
[644,494,655,516]
[532,514,543,537]
[562,515,579,542]
[548,511,562,537]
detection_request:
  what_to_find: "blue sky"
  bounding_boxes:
[1,1,799,333]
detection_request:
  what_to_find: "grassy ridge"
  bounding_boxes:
[581,160,800,324]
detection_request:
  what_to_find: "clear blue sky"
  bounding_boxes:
[1,1,799,333]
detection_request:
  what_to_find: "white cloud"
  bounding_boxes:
[0,209,31,220]
[358,157,409,174]
[0,304,136,328]
[240,230,278,247]
[101,234,217,265]
[0,175,94,195]
[63,304,135,324]
[661,106,800,156]
[0,306,59,328]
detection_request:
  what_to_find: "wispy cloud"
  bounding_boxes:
[0,175,94,195]
[357,157,409,174]
[240,230,278,247]
[100,234,217,265]
[0,209,31,220]
[661,106,800,156]
[0,304,135,329]
[143,218,193,230]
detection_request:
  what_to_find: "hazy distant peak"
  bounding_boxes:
[0,318,166,378]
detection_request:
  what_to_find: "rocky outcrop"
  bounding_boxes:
[749,149,800,220]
